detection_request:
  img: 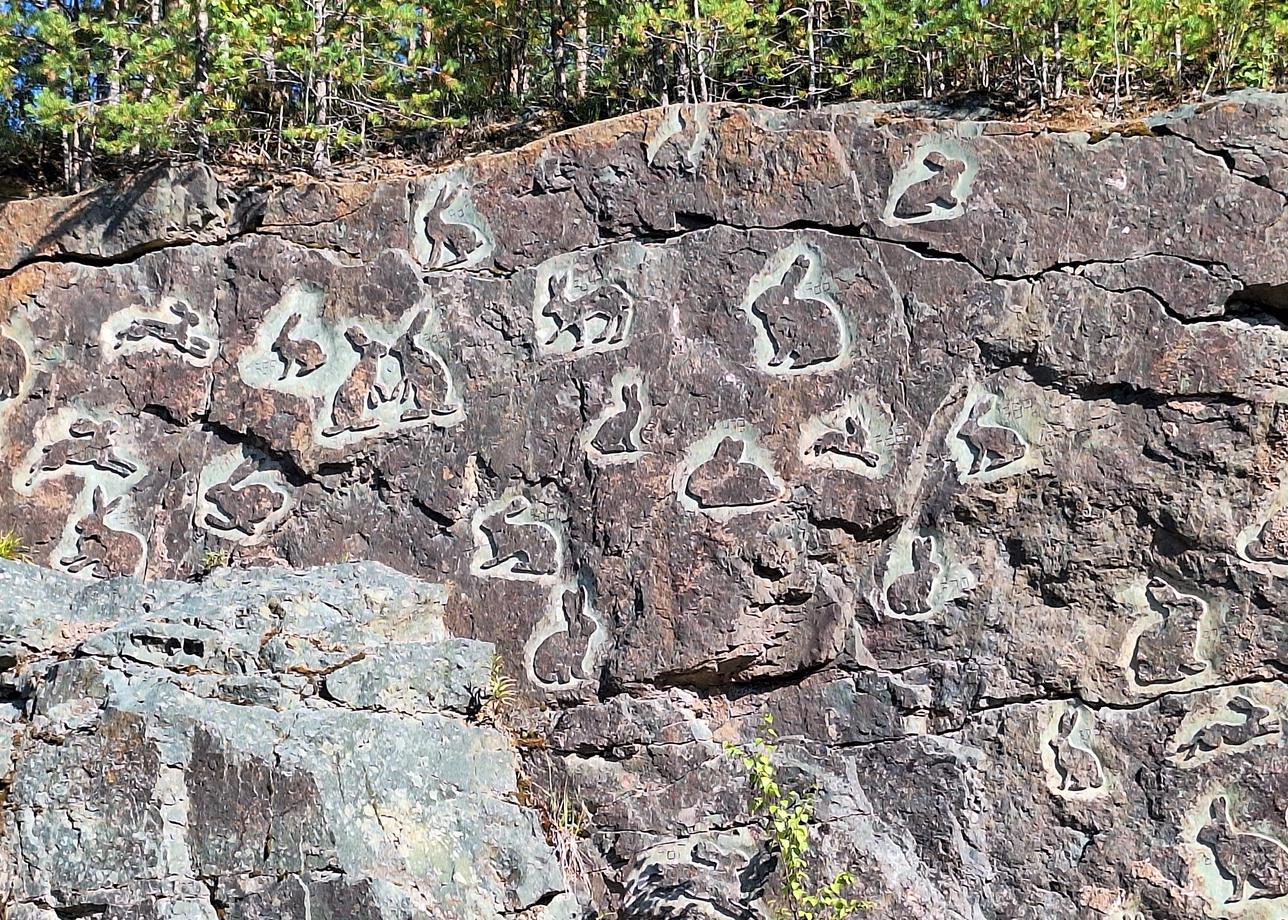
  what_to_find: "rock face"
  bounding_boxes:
[0,561,575,919]
[2,92,1288,918]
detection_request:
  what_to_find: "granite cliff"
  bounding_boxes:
[1,92,1287,919]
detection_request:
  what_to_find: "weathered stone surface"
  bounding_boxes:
[0,561,571,919]
[3,91,1288,918]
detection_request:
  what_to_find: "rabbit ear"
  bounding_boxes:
[91,486,106,513]
[1210,796,1229,822]
[103,494,123,514]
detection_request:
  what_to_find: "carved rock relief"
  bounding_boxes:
[1236,478,1288,574]
[644,104,714,174]
[1039,703,1108,801]
[1170,687,1285,769]
[53,484,148,579]
[0,312,36,424]
[411,175,494,270]
[195,446,296,546]
[237,282,464,448]
[1117,576,1215,695]
[1184,792,1288,915]
[674,423,787,521]
[739,244,850,376]
[99,296,217,367]
[945,387,1035,483]
[878,527,975,621]
[528,578,608,691]
[581,368,650,466]
[881,135,978,226]
[798,396,903,478]
[532,247,644,358]
[15,407,145,497]
[470,492,564,584]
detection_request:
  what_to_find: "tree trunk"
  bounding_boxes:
[311,0,331,173]
[574,0,588,101]
[193,0,210,158]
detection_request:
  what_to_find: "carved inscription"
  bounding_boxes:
[1043,704,1107,799]
[675,424,786,520]
[196,447,295,546]
[882,138,977,226]
[1124,577,1210,691]
[1192,795,1288,907]
[101,297,217,367]
[534,264,636,357]
[644,104,713,173]
[412,177,493,270]
[582,369,650,465]
[878,528,973,620]
[238,283,464,448]
[799,397,902,478]
[470,494,564,583]
[739,245,849,375]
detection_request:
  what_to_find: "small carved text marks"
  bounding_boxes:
[528,578,606,690]
[1170,687,1285,769]
[740,245,849,375]
[196,447,295,546]
[1188,793,1288,910]
[882,137,978,226]
[1121,577,1212,693]
[582,369,650,465]
[878,527,974,620]
[798,397,902,478]
[412,176,493,270]
[470,493,564,583]
[534,257,638,358]
[674,424,786,520]
[644,104,713,174]
[101,297,217,367]
[57,485,147,579]
[947,389,1031,482]
[238,283,464,448]
[1041,703,1107,800]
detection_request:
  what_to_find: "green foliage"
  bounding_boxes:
[0,529,29,562]
[486,653,516,712]
[2,0,1286,188]
[201,548,230,572]
[725,715,873,919]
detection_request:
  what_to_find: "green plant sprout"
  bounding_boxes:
[725,715,873,919]
[0,529,30,562]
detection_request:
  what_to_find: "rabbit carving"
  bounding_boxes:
[686,437,779,509]
[388,310,455,423]
[60,487,144,578]
[809,415,879,469]
[322,326,387,438]
[0,332,25,400]
[202,458,287,538]
[1177,698,1279,761]
[885,535,941,617]
[591,382,644,455]
[957,398,1025,476]
[541,275,631,351]
[1048,708,1104,793]
[893,151,967,221]
[272,313,326,380]
[117,300,211,359]
[532,583,598,685]
[1196,796,1288,903]
[749,256,842,370]
[31,419,137,485]
[1131,578,1207,686]
[423,185,483,269]
[478,498,559,576]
